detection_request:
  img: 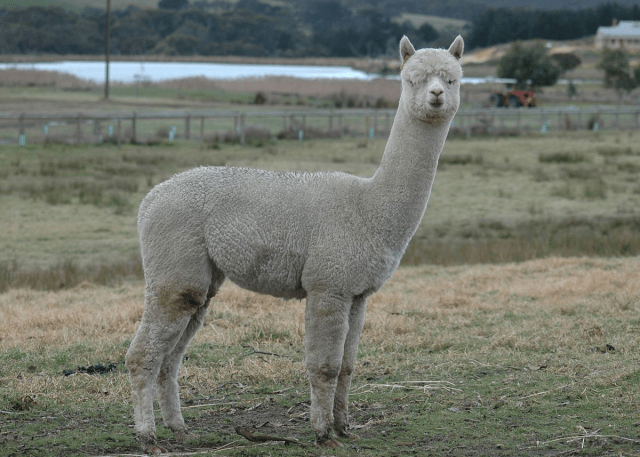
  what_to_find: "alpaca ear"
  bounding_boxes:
[399,36,415,65]
[448,35,464,60]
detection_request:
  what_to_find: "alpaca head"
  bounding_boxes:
[399,35,464,124]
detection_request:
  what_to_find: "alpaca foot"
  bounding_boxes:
[173,428,198,443]
[337,431,360,441]
[317,437,345,448]
[335,423,359,441]
[138,435,167,455]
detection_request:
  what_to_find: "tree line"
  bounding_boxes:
[0,1,439,58]
[1,1,639,57]
[467,2,640,49]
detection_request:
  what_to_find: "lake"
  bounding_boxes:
[0,61,379,83]
[0,60,512,85]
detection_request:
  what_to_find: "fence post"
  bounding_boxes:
[76,113,82,144]
[200,117,205,140]
[94,120,102,144]
[240,113,245,146]
[185,113,191,140]
[132,112,137,144]
[18,113,25,145]
[558,111,562,131]
[117,118,121,146]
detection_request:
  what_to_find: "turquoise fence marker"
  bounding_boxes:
[541,121,549,134]
[43,125,49,135]
[19,134,25,147]
[169,126,177,141]
[369,127,374,139]
[108,125,114,137]
[593,122,599,132]
[298,130,304,141]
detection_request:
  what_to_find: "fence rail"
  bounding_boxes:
[1,106,639,146]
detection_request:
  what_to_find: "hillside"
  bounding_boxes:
[473,0,640,9]
[0,0,159,11]
[0,0,486,21]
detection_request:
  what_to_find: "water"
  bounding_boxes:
[0,61,379,84]
[0,60,516,85]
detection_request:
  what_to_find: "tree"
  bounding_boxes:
[551,53,581,74]
[417,23,438,43]
[552,53,581,99]
[598,48,639,101]
[158,0,190,10]
[497,41,562,89]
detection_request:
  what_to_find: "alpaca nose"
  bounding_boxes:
[431,88,444,98]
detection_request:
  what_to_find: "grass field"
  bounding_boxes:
[1,131,639,283]
[1,257,639,456]
[1,75,640,455]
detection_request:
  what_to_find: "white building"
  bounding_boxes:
[595,21,640,49]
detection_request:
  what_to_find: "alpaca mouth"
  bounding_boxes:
[429,101,443,108]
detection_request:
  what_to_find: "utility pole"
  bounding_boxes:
[104,0,111,100]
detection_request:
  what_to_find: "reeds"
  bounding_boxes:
[0,69,95,91]
[0,256,143,293]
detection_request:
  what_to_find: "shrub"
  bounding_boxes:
[539,151,587,163]
[439,153,483,166]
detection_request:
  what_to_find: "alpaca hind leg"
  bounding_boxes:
[156,273,224,443]
[333,295,367,439]
[156,303,208,442]
[304,292,351,445]
[126,294,195,454]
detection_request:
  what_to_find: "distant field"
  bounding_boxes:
[1,130,639,289]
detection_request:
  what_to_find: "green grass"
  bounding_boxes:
[1,131,640,289]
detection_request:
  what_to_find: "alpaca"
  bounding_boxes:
[126,35,463,453]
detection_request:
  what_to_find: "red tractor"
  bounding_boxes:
[490,90,536,108]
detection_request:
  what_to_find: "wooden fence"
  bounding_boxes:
[1,106,639,146]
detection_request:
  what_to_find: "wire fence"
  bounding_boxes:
[1,106,639,146]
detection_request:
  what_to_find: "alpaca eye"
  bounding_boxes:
[448,80,454,85]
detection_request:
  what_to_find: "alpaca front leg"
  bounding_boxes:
[334,295,367,439]
[304,292,350,445]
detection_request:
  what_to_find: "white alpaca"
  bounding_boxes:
[126,35,463,453]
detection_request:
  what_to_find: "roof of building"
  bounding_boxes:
[597,21,640,37]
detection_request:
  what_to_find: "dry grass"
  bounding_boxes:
[214,76,401,106]
[2,256,638,390]
[2,256,639,455]
[0,69,95,90]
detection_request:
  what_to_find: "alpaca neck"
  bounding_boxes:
[366,99,452,253]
